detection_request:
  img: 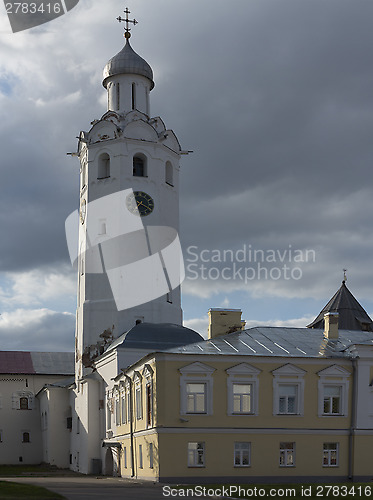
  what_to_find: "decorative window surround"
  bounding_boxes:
[317,365,350,417]
[134,371,143,420]
[12,391,34,411]
[226,363,261,416]
[143,364,154,428]
[272,364,306,416]
[179,362,215,416]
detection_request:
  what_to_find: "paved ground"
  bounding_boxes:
[1,477,168,500]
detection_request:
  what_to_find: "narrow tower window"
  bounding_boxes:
[133,155,146,177]
[116,82,120,111]
[98,153,110,179]
[165,161,173,186]
[132,83,136,110]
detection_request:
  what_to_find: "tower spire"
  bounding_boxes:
[343,268,347,284]
[116,7,138,39]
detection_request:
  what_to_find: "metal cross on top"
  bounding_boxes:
[343,268,347,283]
[117,8,138,39]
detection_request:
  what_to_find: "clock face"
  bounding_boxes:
[80,199,86,224]
[126,191,154,217]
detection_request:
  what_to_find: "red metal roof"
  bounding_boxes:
[0,351,35,374]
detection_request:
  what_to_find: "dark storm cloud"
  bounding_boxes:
[1,0,373,307]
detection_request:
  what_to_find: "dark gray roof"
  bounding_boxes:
[307,281,373,331]
[103,40,154,89]
[106,322,204,353]
[162,326,373,359]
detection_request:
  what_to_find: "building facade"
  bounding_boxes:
[106,318,373,482]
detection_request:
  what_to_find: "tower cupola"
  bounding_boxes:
[103,40,154,90]
[102,8,154,115]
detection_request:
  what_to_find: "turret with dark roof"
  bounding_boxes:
[307,281,373,331]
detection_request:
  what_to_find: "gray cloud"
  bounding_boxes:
[1,0,373,349]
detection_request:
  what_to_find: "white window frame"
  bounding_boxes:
[115,398,120,426]
[123,447,127,468]
[143,364,154,428]
[272,364,306,416]
[234,442,251,467]
[121,391,127,425]
[323,442,339,467]
[188,441,205,467]
[106,391,113,430]
[226,363,261,416]
[186,382,207,414]
[279,442,295,467]
[139,444,143,469]
[134,372,143,420]
[180,362,215,416]
[317,365,350,417]
[149,442,154,469]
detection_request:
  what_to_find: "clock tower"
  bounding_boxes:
[74,10,184,379]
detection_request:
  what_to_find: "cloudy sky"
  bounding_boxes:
[1,0,373,350]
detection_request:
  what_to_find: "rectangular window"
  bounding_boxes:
[0,430,2,443]
[323,443,339,467]
[121,394,126,425]
[279,442,295,467]
[77,417,80,434]
[115,400,120,426]
[186,383,206,414]
[123,447,127,468]
[278,385,298,414]
[127,389,131,423]
[139,444,143,469]
[234,442,250,467]
[323,386,341,415]
[149,442,154,469]
[188,442,205,467]
[233,383,252,414]
[107,402,112,429]
[136,385,142,420]
[146,384,152,427]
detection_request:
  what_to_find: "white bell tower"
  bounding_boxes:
[74,10,184,379]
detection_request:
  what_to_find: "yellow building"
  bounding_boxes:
[102,307,373,483]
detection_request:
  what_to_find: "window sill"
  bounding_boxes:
[165,182,174,187]
[323,465,339,468]
[234,465,251,468]
[279,466,295,468]
[188,465,205,468]
[97,176,111,180]
[229,412,256,416]
[276,413,301,416]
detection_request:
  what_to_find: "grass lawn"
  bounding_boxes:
[176,482,373,499]
[0,481,65,499]
[0,465,69,477]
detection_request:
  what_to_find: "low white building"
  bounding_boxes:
[0,351,74,466]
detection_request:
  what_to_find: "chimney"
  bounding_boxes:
[208,308,245,339]
[324,312,339,340]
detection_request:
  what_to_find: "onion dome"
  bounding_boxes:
[103,39,154,90]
